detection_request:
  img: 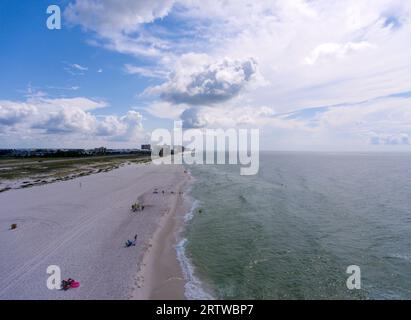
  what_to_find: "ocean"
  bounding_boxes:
[179,152,411,299]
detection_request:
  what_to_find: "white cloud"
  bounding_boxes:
[144,101,187,120]
[65,0,176,58]
[146,56,258,105]
[65,0,175,34]
[304,42,374,65]
[124,64,168,79]
[37,97,107,111]
[71,63,88,71]
[179,104,300,129]
[57,0,411,150]
[64,62,89,76]
[0,95,144,146]
[34,107,97,134]
[0,102,36,126]
[369,133,410,145]
[275,94,411,148]
[46,85,80,91]
[95,110,143,140]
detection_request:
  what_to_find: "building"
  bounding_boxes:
[93,147,107,155]
[172,145,185,154]
[152,145,171,158]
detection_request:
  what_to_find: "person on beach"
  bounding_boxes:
[131,202,141,212]
[125,234,138,247]
[61,278,80,291]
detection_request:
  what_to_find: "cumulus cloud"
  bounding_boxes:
[144,55,261,128]
[267,94,411,148]
[370,133,410,145]
[64,0,176,58]
[65,0,175,34]
[144,101,187,120]
[180,108,206,128]
[33,108,96,134]
[64,0,411,107]
[40,0,411,149]
[0,95,143,145]
[96,111,143,140]
[0,102,36,126]
[147,57,258,105]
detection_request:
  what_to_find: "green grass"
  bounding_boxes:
[0,155,151,181]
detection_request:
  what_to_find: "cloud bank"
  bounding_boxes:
[0,95,143,147]
[4,0,411,150]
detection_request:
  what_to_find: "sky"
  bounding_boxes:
[0,0,411,151]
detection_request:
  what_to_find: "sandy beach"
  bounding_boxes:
[0,162,190,299]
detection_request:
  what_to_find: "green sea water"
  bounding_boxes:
[181,152,411,299]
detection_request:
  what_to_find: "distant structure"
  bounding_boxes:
[0,147,151,159]
[172,145,185,154]
[141,144,151,150]
[151,145,185,157]
[152,145,171,158]
[93,147,107,155]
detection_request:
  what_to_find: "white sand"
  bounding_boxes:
[132,180,190,300]
[0,163,188,299]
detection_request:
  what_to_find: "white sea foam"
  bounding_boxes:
[175,238,214,300]
[175,191,214,300]
[184,198,199,222]
[182,169,199,222]
[388,253,411,261]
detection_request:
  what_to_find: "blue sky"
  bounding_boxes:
[0,1,166,127]
[1,0,411,150]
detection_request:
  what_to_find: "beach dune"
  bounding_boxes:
[0,163,188,299]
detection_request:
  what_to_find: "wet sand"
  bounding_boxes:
[132,178,190,300]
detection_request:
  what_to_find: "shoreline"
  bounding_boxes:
[0,162,190,299]
[130,167,215,300]
[131,170,191,299]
